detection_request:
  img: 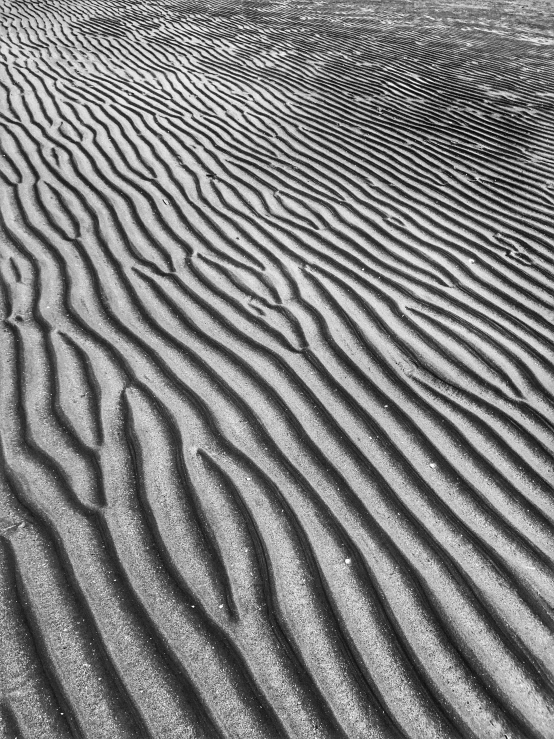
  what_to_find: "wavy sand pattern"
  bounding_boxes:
[1,0,554,737]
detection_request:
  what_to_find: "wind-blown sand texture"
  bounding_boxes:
[1,0,554,737]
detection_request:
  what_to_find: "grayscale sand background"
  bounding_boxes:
[1,1,554,737]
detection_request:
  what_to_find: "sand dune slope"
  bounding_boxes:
[1,1,554,737]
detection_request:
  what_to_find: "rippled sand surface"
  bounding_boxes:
[1,1,554,737]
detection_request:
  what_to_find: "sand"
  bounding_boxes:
[1,0,554,737]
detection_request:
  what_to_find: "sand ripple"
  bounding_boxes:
[1,1,554,737]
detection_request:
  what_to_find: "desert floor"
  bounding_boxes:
[1,1,554,737]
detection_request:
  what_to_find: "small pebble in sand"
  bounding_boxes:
[429,463,437,469]
[345,558,351,564]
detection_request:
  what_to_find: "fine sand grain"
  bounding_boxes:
[1,1,554,737]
